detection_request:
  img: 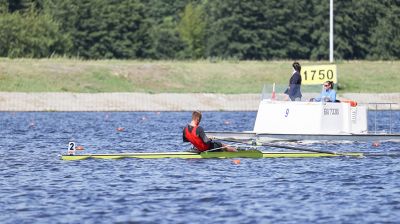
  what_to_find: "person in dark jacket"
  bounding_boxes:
[285,62,302,101]
[183,111,237,152]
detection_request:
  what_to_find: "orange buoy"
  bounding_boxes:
[76,145,84,150]
[116,127,125,132]
[232,159,241,165]
[372,141,380,147]
[349,101,358,107]
[340,98,358,107]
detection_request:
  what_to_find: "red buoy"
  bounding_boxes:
[232,159,241,165]
[372,141,380,147]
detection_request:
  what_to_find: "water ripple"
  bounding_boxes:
[0,111,400,223]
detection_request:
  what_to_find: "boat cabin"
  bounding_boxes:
[253,99,367,135]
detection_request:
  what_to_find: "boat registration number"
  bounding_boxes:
[324,108,339,115]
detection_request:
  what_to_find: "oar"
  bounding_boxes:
[257,142,341,155]
[203,143,239,152]
[363,152,400,157]
[225,139,400,157]
[214,137,345,156]
[204,146,228,152]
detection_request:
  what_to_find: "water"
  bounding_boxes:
[1,111,400,224]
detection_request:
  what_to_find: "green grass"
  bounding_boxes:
[0,58,399,93]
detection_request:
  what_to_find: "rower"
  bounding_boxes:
[182,111,237,153]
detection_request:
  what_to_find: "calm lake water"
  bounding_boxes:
[1,111,400,224]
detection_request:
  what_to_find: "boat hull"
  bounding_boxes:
[61,151,363,160]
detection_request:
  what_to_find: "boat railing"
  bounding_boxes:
[366,102,399,134]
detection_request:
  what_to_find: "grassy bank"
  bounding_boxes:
[0,58,399,93]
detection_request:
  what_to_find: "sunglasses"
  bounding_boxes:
[323,84,330,87]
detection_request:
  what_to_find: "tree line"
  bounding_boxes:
[0,0,399,60]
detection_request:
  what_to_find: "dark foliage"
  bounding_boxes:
[1,0,399,59]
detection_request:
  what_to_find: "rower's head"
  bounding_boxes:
[192,111,202,125]
[292,61,301,72]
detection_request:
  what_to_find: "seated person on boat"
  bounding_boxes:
[183,111,237,152]
[310,81,337,102]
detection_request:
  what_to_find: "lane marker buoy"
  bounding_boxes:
[232,159,241,165]
[372,141,380,147]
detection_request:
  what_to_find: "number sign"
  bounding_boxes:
[68,142,76,155]
[301,64,337,85]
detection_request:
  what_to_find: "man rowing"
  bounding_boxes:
[183,111,237,152]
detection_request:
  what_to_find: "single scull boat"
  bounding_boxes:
[61,150,366,160]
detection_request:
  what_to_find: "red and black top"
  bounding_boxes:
[182,125,211,152]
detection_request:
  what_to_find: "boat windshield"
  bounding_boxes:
[261,83,329,101]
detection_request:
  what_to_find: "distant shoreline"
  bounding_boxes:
[0,92,399,111]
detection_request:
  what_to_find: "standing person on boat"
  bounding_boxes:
[285,61,302,101]
[183,111,237,152]
[311,81,337,102]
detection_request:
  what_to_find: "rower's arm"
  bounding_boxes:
[330,90,337,102]
[182,128,189,142]
[197,126,211,144]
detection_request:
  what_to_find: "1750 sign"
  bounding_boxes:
[301,64,337,85]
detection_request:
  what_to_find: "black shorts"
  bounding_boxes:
[209,141,223,151]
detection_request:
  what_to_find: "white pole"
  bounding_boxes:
[329,0,334,63]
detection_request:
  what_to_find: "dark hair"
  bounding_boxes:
[192,111,202,122]
[329,81,334,89]
[292,62,301,72]
[325,81,334,89]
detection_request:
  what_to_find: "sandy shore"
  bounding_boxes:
[0,92,399,111]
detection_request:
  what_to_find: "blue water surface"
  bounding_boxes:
[0,111,400,224]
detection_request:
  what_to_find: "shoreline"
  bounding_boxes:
[0,92,399,111]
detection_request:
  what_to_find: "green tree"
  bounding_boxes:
[178,2,206,58]
[206,1,293,59]
[2,0,47,13]
[48,0,147,59]
[147,17,185,59]
[6,0,32,12]
[284,1,314,59]
[0,11,70,57]
[140,0,189,58]
[0,1,8,13]
[144,0,188,24]
[1,0,399,60]
[369,5,400,59]
[334,0,380,59]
